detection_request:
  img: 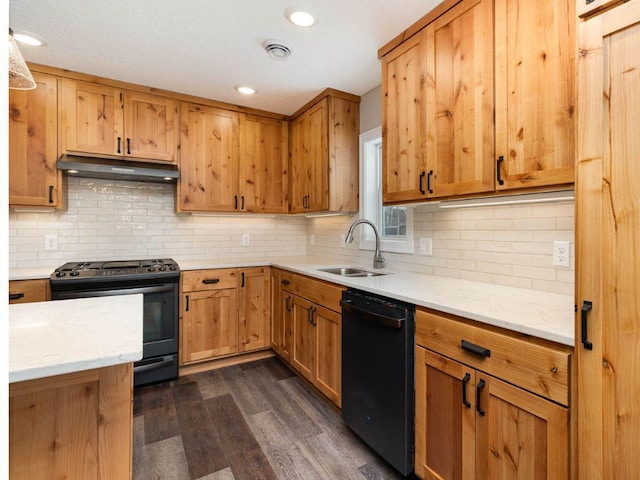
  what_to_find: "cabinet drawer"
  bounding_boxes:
[286,273,345,312]
[416,308,571,406]
[182,269,237,292]
[9,279,50,304]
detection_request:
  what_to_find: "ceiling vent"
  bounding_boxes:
[262,39,292,60]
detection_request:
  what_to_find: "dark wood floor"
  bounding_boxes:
[133,357,404,480]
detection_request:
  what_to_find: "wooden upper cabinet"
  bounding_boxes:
[123,91,178,163]
[62,79,123,157]
[178,103,239,212]
[289,91,359,214]
[239,114,288,213]
[62,79,178,163]
[494,0,575,191]
[9,72,61,207]
[425,0,495,198]
[382,30,429,204]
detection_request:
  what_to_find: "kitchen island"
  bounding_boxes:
[9,295,143,480]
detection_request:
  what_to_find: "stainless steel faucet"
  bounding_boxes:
[345,219,385,269]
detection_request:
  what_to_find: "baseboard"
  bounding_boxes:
[179,349,275,376]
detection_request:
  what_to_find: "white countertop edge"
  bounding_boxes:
[9,351,142,383]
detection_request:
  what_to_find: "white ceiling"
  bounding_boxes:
[9,0,440,115]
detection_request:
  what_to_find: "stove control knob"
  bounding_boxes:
[148,266,156,272]
[160,265,167,271]
[55,271,66,277]
[170,266,177,271]
[70,269,79,277]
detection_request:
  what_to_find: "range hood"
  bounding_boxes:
[57,155,179,183]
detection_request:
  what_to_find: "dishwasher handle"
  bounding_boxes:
[341,300,405,329]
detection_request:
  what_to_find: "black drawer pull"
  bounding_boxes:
[461,340,491,358]
[281,279,290,286]
[202,279,220,285]
[476,379,486,416]
[9,293,25,301]
[581,300,593,350]
[461,373,471,409]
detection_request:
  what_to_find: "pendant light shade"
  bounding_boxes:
[9,28,36,90]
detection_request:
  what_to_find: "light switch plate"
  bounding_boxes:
[242,233,250,246]
[419,237,432,256]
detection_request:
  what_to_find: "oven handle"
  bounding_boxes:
[134,355,175,373]
[54,284,175,299]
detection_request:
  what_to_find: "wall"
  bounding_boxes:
[8,177,307,271]
[308,201,575,296]
[359,85,382,133]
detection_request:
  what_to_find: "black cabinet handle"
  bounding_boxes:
[311,306,317,326]
[419,171,426,194]
[126,138,131,155]
[9,293,25,301]
[427,170,434,194]
[241,272,245,288]
[307,306,313,324]
[461,340,491,358]
[281,279,290,286]
[241,196,245,210]
[185,295,190,312]
[497,156,505,186]
[581,300,593,350]
[462,372,471,409]
[234,195,238,210]
[285,295,291,312]
[48,185,54,204]
[117,137,122,154]
[476,379,486,416]
[202,278,220,284]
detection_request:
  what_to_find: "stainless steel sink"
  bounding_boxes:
[318,267,387,278]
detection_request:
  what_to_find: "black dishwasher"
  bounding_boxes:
[341,289,415,477]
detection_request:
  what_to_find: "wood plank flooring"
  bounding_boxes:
[133,357,405,480]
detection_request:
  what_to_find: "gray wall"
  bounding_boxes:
[359,85,382,133]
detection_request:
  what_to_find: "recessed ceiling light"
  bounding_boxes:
[235,85,257,95]
[285,8,317,28]
[12,31,48,47]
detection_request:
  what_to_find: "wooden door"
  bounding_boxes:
[327,96,359,212]
[313,304,341,406]
[289,114,307,213]
[425,0,494,198]
[494,0,575,191]
[9,72,60,207]
[290,295,314,381]
[576,4,640,478]
[61,79,123,157]
[382,29,429,204]
[123,91,178,163]
[475,374,569,480]
[181,289,238,363]
[416,347,475,480]
[178,103,239,212]
[305,99,329,212]
[239,114,288,213]
[238,267,271,353]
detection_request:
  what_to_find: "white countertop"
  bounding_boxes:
[9,294,144,383]
[10,255,575,347]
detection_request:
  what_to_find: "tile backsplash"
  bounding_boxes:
[8,178,575,296]
[8,177,307,270]
[307,200,575,296]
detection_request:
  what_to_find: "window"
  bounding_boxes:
[359,127,414,254]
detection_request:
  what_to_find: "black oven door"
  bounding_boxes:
[53,283,178,359]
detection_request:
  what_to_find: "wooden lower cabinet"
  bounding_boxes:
[238,267,270,352]
[311,304,341,404]
[291,295,316,380]
[9,279,50,304]
[270,268,293,361]
[9,363,133,480]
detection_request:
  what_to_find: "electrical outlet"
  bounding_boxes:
[45,234,58,251]
[419,237,432,256]
[553,241,570,267]
[242,233,250,246]
[309,234,315,246]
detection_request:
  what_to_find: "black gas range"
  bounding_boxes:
[50,258,180,387]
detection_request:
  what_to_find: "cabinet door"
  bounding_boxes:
[289,114,307,213]
[475,374,569,479]
[313,304,341,406]
[239,114,288,213]
[123,91,178,163]
[281,292,293,361]
[291,295,315,381]
[416,347,476,480]
[9,72,60,207]
[62,79,124,157]
[238,267,271,353]
[576,4,640,478]
[178,103,239,212]
[382,29,429,204]
[182,289,238,363]
[9,279,50,304]
[494,0,575,191]
[305,99,329,212]
[425,0,494,198]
